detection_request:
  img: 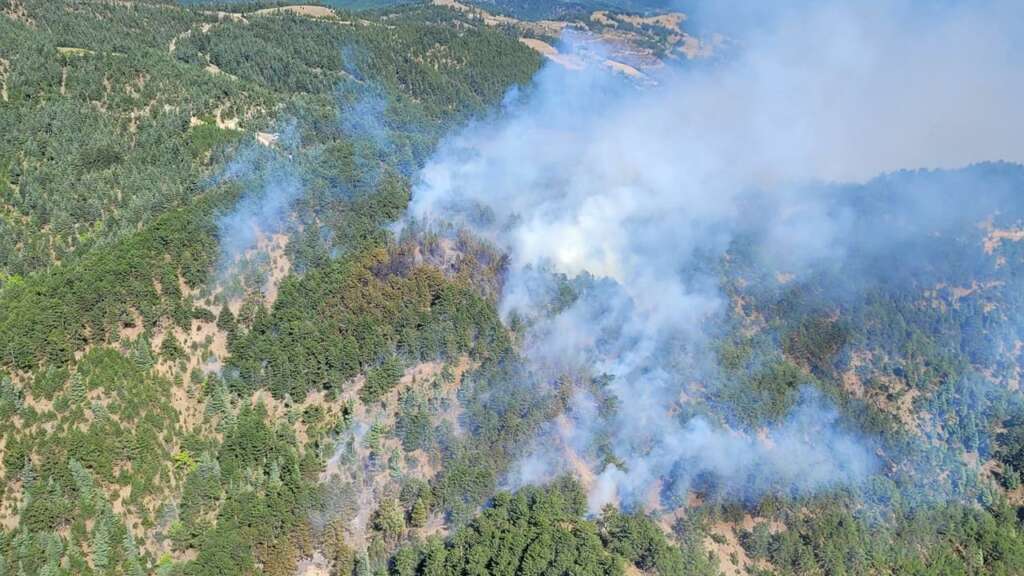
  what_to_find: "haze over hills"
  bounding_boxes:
[179,0,709,74]
[180,0,681,18]
[2,1,1024,575]
[449,0,681,20]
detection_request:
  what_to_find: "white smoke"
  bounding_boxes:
[213,122,303,276]
[409,0,1024,510]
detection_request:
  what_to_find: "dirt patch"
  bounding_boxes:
[168,28,191,54]
[436,356,473,435]
[839,349,882,400]
[22,390,54,416]
[602,58,644,78]
[251,389,287,420]
[590,11,616,27]
[623,565,644,576]
[519,38,585,70]
[150,306,230,431]
[296,552,331,576]
[437,0,714,74]
[518,37,646,80]
[982,223,1024,254]
[213,229,291,314]
[3,0,33,26]
[925,280,1004,311]
[519,37,558,57]
[591,10,685,33]
[214,106,240,130]
[553,414,597,492]
[318,357,473,547]
[201,10,247,23]
[705,521,751,576]
[619,12,685,32]
[110,484,132,516]
[262,233,291,307]
[253,5,335,18]
[0,480,23,531]
[677,33,722,60]
[433,0,508,25]
[256,131,279,147]
[56,46,95,57]
[731,292,768,337]
[432,0,471,9]
[704,519,780,576]
[117,308,145,342]
[739,513,785,534]
[841,350,923,434]
[206,62,228,77]
[0,58,8,102]
[406,448,440,480]
[434,0,562,32]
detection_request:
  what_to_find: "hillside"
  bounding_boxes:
[180,0,682,21]
[3,1,1024,576]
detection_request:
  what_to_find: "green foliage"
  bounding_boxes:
[174,6,540,121]
[0,2,271,279]
[0,1,542,574]
[726,358,806,425]
[409,494,430,529]
[741,497,1024,576]
[783,316,848,375]
[430,356,564,525]
[161,331,187,363]
[396,389,434,453]
[188,121,243,161]
[229,248,509,400]
[394,480,627,576]
[362,356,404,404]
[373,498,406,539]
[599,506,715,576]
[0,197,222,370]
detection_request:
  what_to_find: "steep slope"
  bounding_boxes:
[0,1,543,574]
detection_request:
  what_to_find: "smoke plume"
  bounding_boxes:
[213,122,303,278]
[409,0,1024,511]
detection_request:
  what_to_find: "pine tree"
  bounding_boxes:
[91,514,112,571]
[372,498,405,538]
[69,372,87,405]
[217,305,237,336]
[160,331,185,362]
[69,458,96,509]
[122,531,145,576]
[353,554,371,576]
[410,494,429,529]
[38,534,62,576]
[132,336,154,370]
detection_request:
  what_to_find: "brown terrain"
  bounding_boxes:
[431,0,719,81]
[318,356,474,548]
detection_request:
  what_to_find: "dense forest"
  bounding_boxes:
[2,1,1024,576]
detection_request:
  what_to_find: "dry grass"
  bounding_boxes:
[984,227,1024,254]
[0,58,9,102]
[519,38,585,70]
[591,10,685,33]
[252,5,335,19]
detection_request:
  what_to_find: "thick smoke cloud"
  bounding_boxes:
[409,0,1024,510]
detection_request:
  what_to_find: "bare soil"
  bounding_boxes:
[253,5,336,18]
